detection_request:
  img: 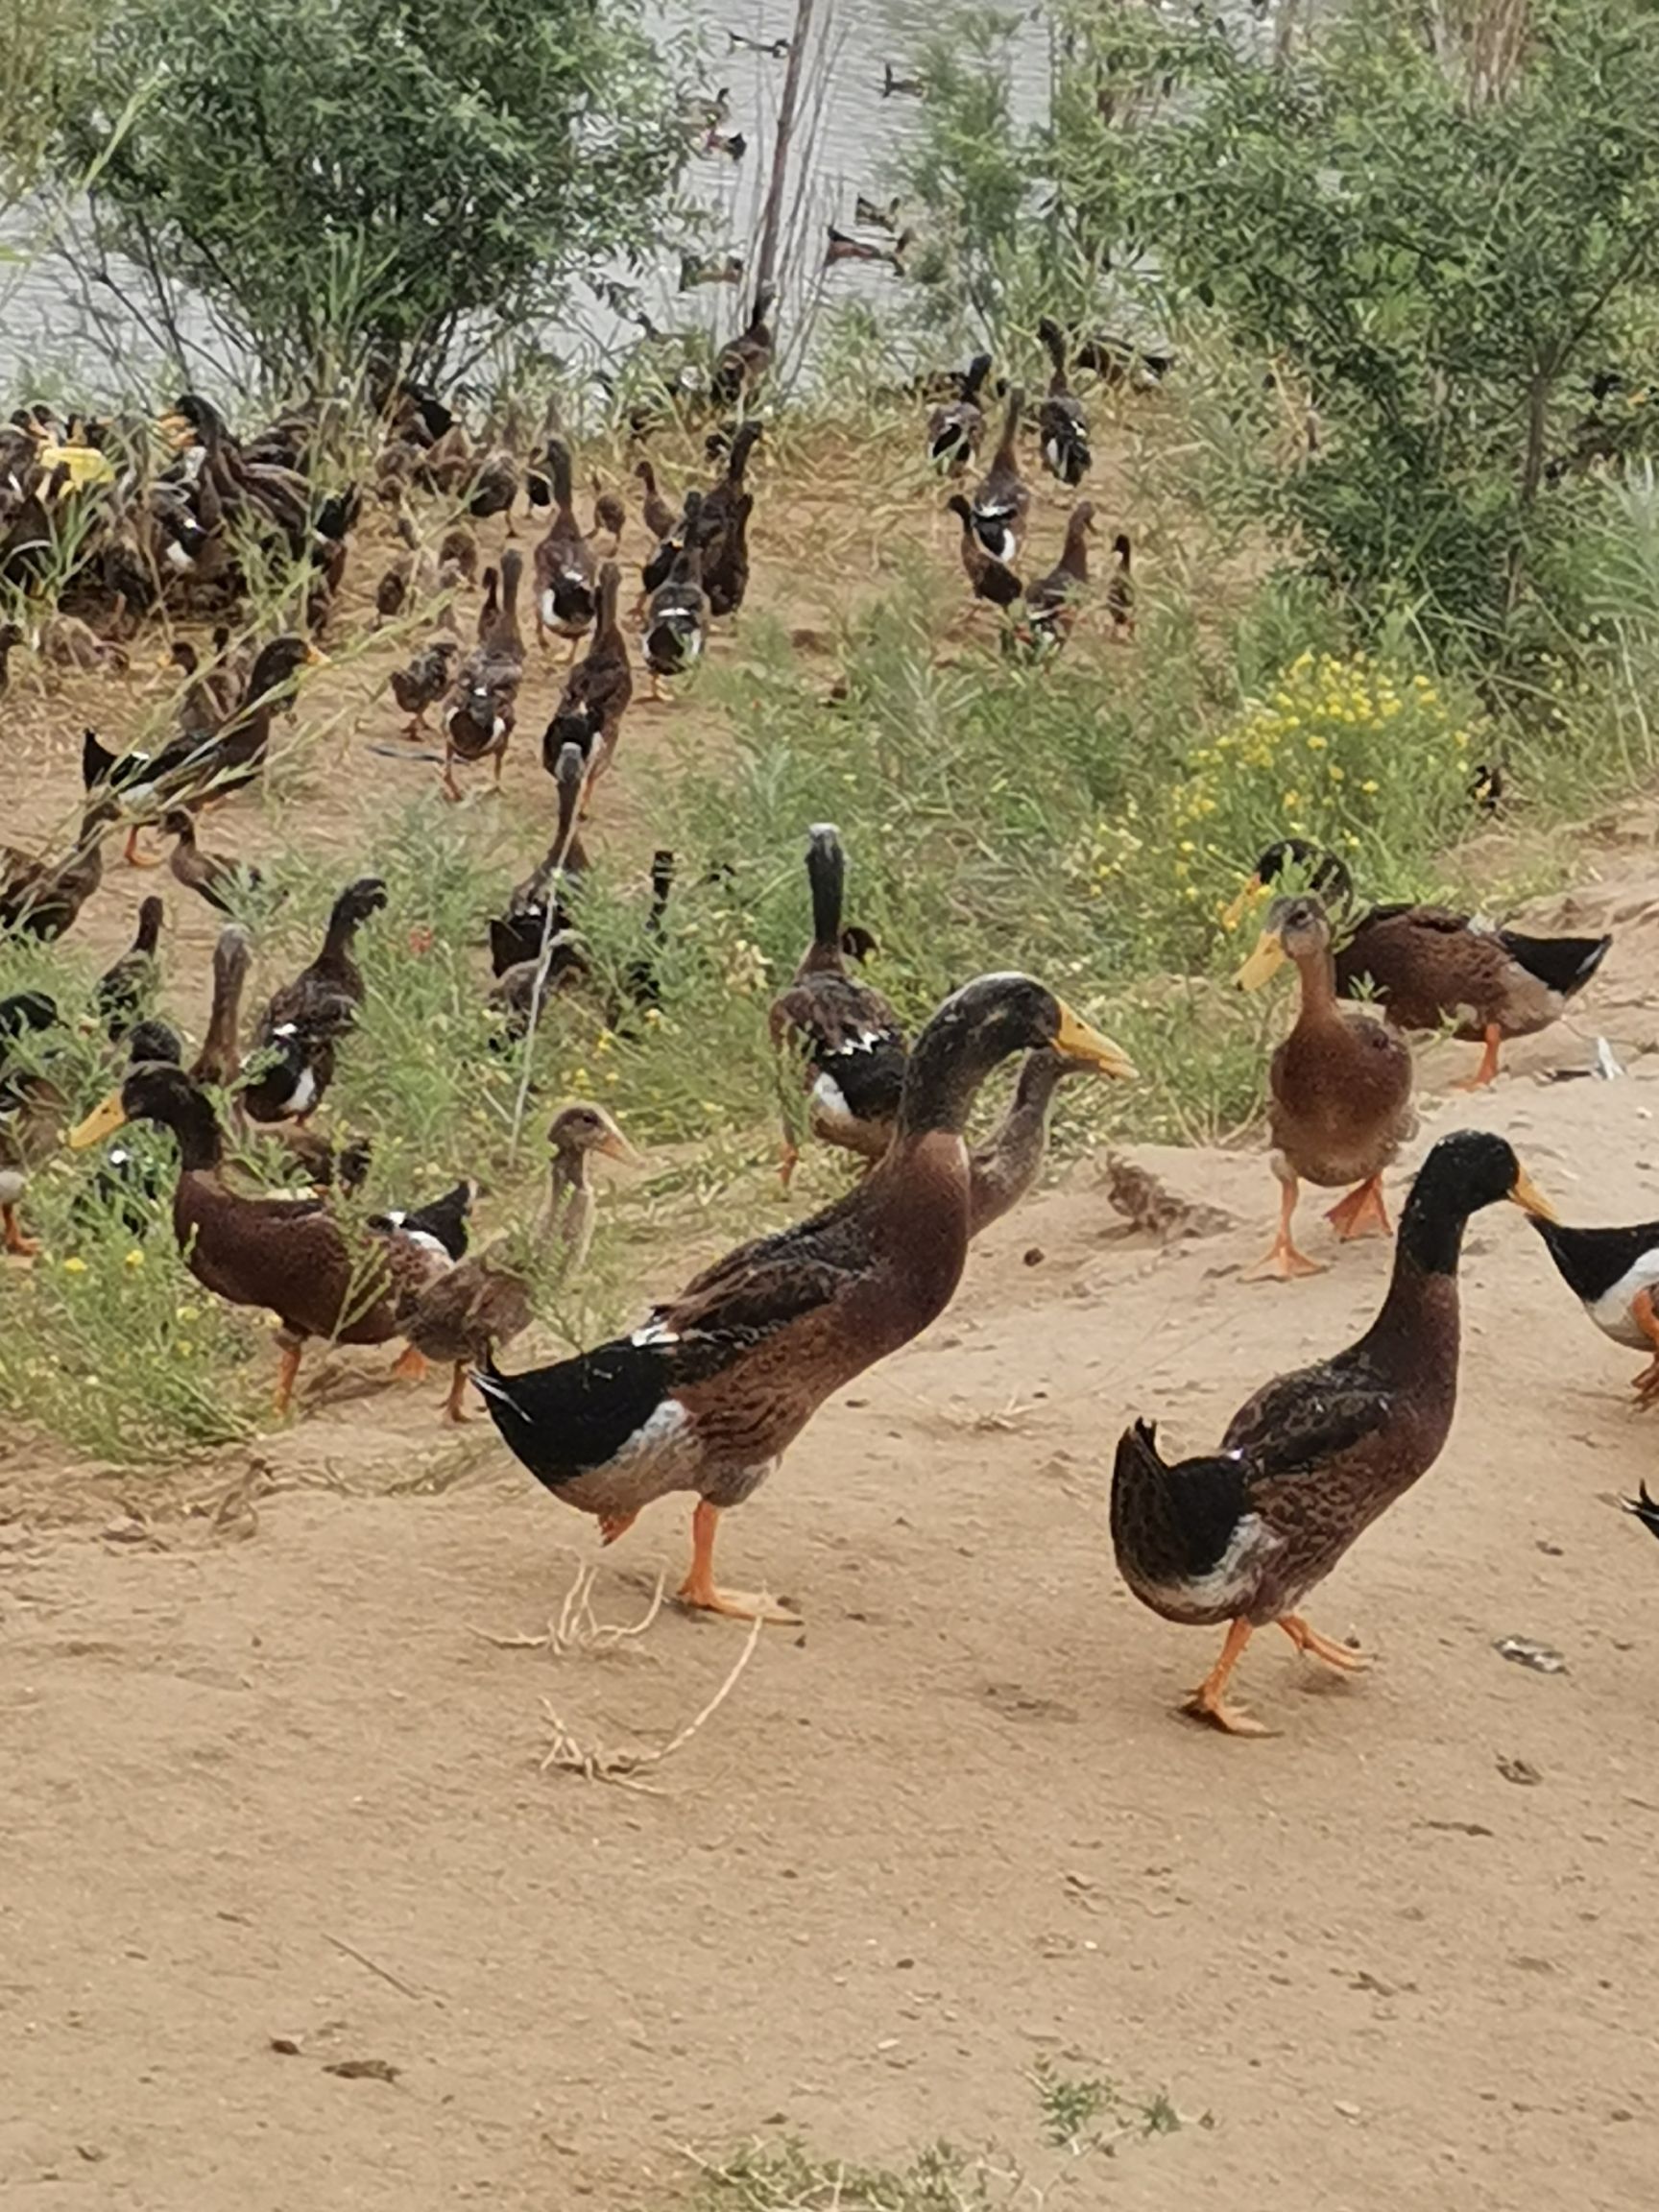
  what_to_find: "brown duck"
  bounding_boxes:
[1231,841,1612,1089]
[69,1064,462,1412]
[476,974,1134,1621]
[532,438,596,657]
[443,547,525,799]
[1112,1131,1555,1734]
[1238,891,1416,1280]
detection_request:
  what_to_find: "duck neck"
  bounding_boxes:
[166,1089,226,1172]
[1366,1193,1467,1372]
[897,1030,996,1142]
[805,840,846,965]
[1059,515,1090,581]
[1290,944,1342,1027]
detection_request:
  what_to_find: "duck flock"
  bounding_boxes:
[1,298,1654,1737]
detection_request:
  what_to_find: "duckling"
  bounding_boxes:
[1022,501,1094,648]
[532,438,596,657]
[468,446,521,529]
[243,876,387,1124]
[476,974,1130,1618]
[710,285,776,412]
[541,561,632,789]
[769,824,908,1185]
[591,481,626,557]
[407,1103,639,1422]
[443,547,525,799]
[160,809,262,915]
[1233,841,1612,1088]
[1529,1214,1659,1406]
[926,352,993,474]
[946,493,1022,609]
[1036,318,1092,486]
[642,490,710,695]
[966,386,1029,565]
[69,1065,459,1413]
[1112,1131,1555,1735]
[1236,892,1417,1280]
[94,895,165,1040]
[389,634,459,736]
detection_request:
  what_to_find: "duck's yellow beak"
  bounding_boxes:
[1220,874,1263,933]
[1236,928,1287,992]
[69,1091,128,1149]
[303,644,329,666]
[597,1128,644,1167]
[1507,1167,1557,1222]
[1053,1002,1138,1079]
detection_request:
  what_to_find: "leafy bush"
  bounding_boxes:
[53,0,694,396]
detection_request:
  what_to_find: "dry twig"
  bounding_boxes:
[539,1606,765,1791]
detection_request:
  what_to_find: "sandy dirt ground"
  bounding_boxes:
[5,444,1659,2208]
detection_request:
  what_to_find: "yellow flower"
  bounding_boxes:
[1360,779,1380,794]
[62,1257,86,1275]
[124,1249,145,1270]
[1179,839,1196,854]
[1282,790,1302,809]
[1306,733,1328,752]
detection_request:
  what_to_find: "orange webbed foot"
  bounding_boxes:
[1279,1614,1369,1671]
[1244,1240,1326,1282]
[1325,1175,1392,1242]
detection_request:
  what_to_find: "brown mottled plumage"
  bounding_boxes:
[477,975,1134,1622]
[1238,892,1416,1280]
[1112,1131,1556,1734]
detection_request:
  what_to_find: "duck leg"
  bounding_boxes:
[390,1344,428,1382]
[1182,1619,1269,1736]
[1629,1286,1659,1407]
[1453,1022,1503,1091]
[124,826,162,869]
[442,1361,470,1423]
[597,1509,637,1545]
[1245,1173,1325,1281]
[676,1499,801,1624]
[1279,1614,1369,1671]
[273,1339,304,1415]
[2,1202,39,1258]
[1325,1174,1391,1241]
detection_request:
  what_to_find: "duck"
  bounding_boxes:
[475,973,1133,1619]
[642,490,710,695]
[825,225,911,273]
[373,506,428,622]
[160,809,262,914]
[1229,840,1612,1089]
[443,546,525,800]
[881,61,925,97]
[93,894,165,1039]
[1022,501,1094,647]
[636,459,680,546]
[390,633,459,735]
[768,824,909,1185]
[532,438,597,657]
[710,286,776,412]
[0,990,63,1255]
[1529,1214,1659,1405]
[1105,533,1135,637]
[620,850,677,1015]
[69,1064,459,1412]
[541,561,632,790]
[1111,1130,1556,1735]
[946,493,1022,609]
[467,445,520,528]
[856,193,902,231]
[591,482,626,557]
[191,923,252,1090]
[1236,891,1417,1280]
[87,636,321,860]
[242,876,387,1124]
[167,637,239,733]
[405,1102,638,1423]
[0,795,116,939]
[926,352,993,474]
[491,741,589,978]
[1036,318,1092,486]
[699,420,762,618]
[966,386,1029,565]
[967,1048,1095,1236]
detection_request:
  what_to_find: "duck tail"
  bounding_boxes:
[1497,928,1612,999]
[1110,1419,1248,1591]
[1623,1481,1659,1542]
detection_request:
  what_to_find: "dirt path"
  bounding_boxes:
[6,1040,1659,2208]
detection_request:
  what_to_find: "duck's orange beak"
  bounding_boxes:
[1235,927,1287,992]
[1507,1167,1557,1222]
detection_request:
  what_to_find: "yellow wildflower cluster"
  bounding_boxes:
[1159,649,1479,923]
